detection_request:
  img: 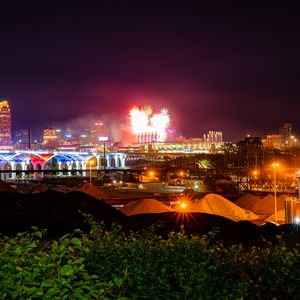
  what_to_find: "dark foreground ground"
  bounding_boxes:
[0,189,300,246]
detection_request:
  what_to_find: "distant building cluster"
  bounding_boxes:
[10,98,111,151]
[41,122,110,150]
[262,123,298,150]
[1,99,299,154]
[2,100,225,154]
[14,123,110,152]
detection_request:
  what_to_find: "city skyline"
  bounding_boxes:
[10,101,224,147]
[0,1,300,141]
[5,98,299,145]
[0,94,298,154]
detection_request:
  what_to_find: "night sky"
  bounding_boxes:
[1,1,300,141]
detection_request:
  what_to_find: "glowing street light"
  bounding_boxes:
[87,159,95,185]
[272,162,279,224]
[89,160,93,185]
[179,171,184,183]
[180,202,187,209]
[252,170,258,190]
[253,170,257,179]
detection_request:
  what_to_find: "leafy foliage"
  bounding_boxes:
[0,227,115,299]
[1,224,300,299]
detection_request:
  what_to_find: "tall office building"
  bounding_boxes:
[279,123,296,148]
[0,100,12,147]
[15,128,31,149]
[90,122,109,144]
[43,128,58,149]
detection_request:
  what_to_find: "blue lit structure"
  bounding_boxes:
[0,150,126,180]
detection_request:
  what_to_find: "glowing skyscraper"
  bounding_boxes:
[0,100,11,147]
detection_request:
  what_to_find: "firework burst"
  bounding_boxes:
[129,105,170,143]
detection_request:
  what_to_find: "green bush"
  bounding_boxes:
[1,224,300,299]
[0,227,119,299]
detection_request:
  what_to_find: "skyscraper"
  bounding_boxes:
[279,123,293,148]
[0,100,11,147]
[15,128,31,149]
[90,122,109,144]
[43,128,58,149]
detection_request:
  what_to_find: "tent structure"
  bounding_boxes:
[120,198,173,216]
[181,193,259,222]
[80,183,108,200]
[0,179,16,192]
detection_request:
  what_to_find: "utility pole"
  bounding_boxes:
[28,128,31,150]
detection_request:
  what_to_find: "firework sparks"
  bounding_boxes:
[129,105,170,143]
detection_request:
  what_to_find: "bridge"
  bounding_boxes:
[0,150,126,180]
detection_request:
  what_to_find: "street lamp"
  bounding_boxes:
[253,170,259,190]
[148,171,155,182]
[179,171,184,183]
[272,162,279,223]
[89,159,94,185]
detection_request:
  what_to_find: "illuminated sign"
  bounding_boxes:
[99,136,109,142]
